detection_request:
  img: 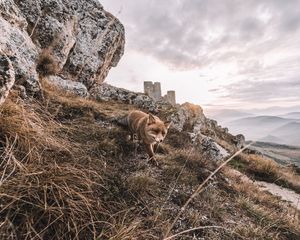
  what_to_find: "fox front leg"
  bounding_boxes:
[153,143,160,153]
[146,143,154,158]
[146,143,159,166]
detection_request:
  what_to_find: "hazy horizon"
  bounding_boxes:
[101,0,300,111]
[203,104,300,115]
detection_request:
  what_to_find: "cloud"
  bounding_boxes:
[100,0,300,108]
[214,77,300,103]
[101,0,300,70]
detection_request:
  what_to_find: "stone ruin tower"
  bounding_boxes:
[143,81,176,105]
[144,81,161,100]
[164,90,176,105]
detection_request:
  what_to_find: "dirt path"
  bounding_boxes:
[256,181,300,210]
[229,169,300,210]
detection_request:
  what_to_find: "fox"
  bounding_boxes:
[118,110,171,160]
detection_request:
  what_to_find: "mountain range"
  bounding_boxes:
[206,108,300,146]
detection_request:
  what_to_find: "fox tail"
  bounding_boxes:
[111,114,129,128]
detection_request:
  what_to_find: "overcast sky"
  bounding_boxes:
[100,0,300,110]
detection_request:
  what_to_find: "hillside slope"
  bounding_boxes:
[1,1,299,239]
[0,85,299,239]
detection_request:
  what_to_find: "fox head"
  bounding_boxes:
[146,113,171,144]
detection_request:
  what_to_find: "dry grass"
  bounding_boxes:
[36,49,60,76]
[217,138,235,153]
[0,89,146,239]
[0,84,300,239]
[231,153,300,193]
[0,95,70,163]
[127,174,158,196]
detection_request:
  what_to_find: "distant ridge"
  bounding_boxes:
[279,112,300,119]
[225,116,300,146]
[271,122,300,146]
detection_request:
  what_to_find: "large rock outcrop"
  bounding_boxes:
[169,103,234,160]
[0,0,124,105]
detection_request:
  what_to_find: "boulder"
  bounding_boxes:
[47,76,89,97]
[0,0,40,96]
[198,136,230,161]
[170,102,205,132]
[232,134,246,150]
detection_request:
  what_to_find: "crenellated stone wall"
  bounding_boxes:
[143,81,176,105]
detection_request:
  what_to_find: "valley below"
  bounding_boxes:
[249,141,300,168]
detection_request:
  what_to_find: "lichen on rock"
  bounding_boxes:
[47,75,89,97]
[0,0,40,97]
[0,53,15,105]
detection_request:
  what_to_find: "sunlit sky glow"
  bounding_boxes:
[101,0,300,110]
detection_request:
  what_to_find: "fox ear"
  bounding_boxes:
[164,121,171,129]
[148,114,156,124]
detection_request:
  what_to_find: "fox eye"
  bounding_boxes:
[162,131,166,135]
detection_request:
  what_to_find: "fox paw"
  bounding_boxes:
[148,156,160,167]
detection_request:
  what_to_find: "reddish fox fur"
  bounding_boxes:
[118,110,171,159]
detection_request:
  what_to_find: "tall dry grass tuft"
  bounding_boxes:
[225,168,300,239]
[0,163,105,239]
[36,49,60,77]
[0,96,71,163]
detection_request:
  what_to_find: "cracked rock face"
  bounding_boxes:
[0,0,124,104]
[197,135,230,161]
[0,0,40,97]
[170,102,206,132]
[16,0,125,89]
[232,134,246,149]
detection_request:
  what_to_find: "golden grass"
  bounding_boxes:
[0,89,145,239]
[0,95,70,163]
